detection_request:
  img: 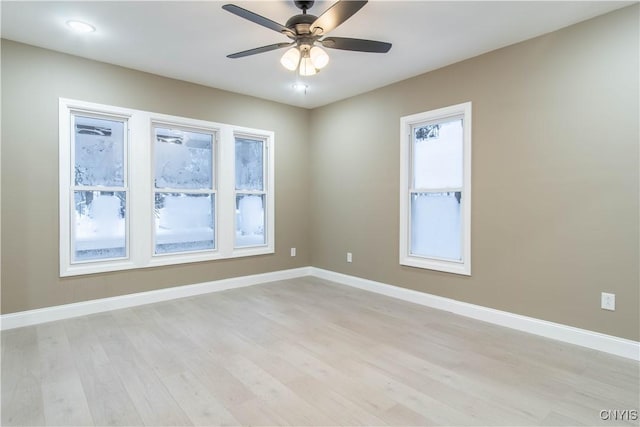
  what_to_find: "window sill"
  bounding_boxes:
[61,247,275,277]
[400,256,471,276]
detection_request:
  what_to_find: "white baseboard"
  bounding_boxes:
[2,265,638,361]
[0,267,312,331]
[311,267,640,361]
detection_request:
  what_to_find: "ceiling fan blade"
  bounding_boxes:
[321,37,392,53]
[222,4,294,37]
[227,42,294,59]
[311,0,368,35]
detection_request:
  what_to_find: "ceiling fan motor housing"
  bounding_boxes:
[285,13,318,36]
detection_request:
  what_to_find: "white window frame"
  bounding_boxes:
[150,120,218,259]
[399,102,471,275]
[70,112,130,263]
[60,98,275,277]
[233,132,274,254]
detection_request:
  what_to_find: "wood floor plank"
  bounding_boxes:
[1,327,45,426]
[227,397,291,426]
[179,352,256,409]
[37,323,79,386]
[285,376,389,426]
[161,370,239,426]
[1,382,45,426]
[268,339,421,423]
[540,410,585,426]
[36,322,95,426]
[223,355,335,425]
[89,312,193,426]
[64,316,144,426]
[110,359,193,426]
[1,277,638,426]
[41,378,95,426]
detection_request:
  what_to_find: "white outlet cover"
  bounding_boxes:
[290,248,296,257]
[601,292,616,311]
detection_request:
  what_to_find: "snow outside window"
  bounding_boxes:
[60,99,275,277]
[400,102,471,275]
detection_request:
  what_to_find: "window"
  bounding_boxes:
[71,114,129,262]
[235,136,267,248]
[153,124,216,255]
[60,99,274,276]
[400,102,471,275]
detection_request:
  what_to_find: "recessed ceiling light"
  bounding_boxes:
[66,20,95,33]
[292,83,308,93]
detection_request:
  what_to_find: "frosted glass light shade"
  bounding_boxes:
[280,48,300,71]
[299,57,317,76]
[310,46,329,69]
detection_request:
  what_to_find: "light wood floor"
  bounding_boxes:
[2,276,639,426]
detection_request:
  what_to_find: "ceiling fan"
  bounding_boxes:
[222,0,392,76]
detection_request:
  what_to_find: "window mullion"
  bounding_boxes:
[218,126,236,257]
[128,112,151,266]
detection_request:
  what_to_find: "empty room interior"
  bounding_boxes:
[1,1,639,426]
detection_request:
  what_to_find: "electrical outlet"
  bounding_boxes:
[290,248,296,257]
[347,252,352,263]
[601,292,615,311]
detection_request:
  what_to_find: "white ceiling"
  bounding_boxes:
[1,1,632,109]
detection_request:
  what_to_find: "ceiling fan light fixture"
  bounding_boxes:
[299,56,317,76]
[310,46,329,69]
[223,1,392,78]
[280,47,300,71]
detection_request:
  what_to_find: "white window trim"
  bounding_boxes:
[399,102,471,276]
[233,132,274,252]
[59,98,275,277]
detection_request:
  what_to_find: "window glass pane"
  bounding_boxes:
[73,191,126,261]
[413,118,463,189]
[74,116,125,187]
[154,193,214,254]
[235,194,265,247]
[155,127,213,190]
[410,192,461,261]
[235,138,264,191]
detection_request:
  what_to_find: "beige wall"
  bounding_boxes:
[309,6,639,340]
[2,6,638,341]
[1,40,310,314]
